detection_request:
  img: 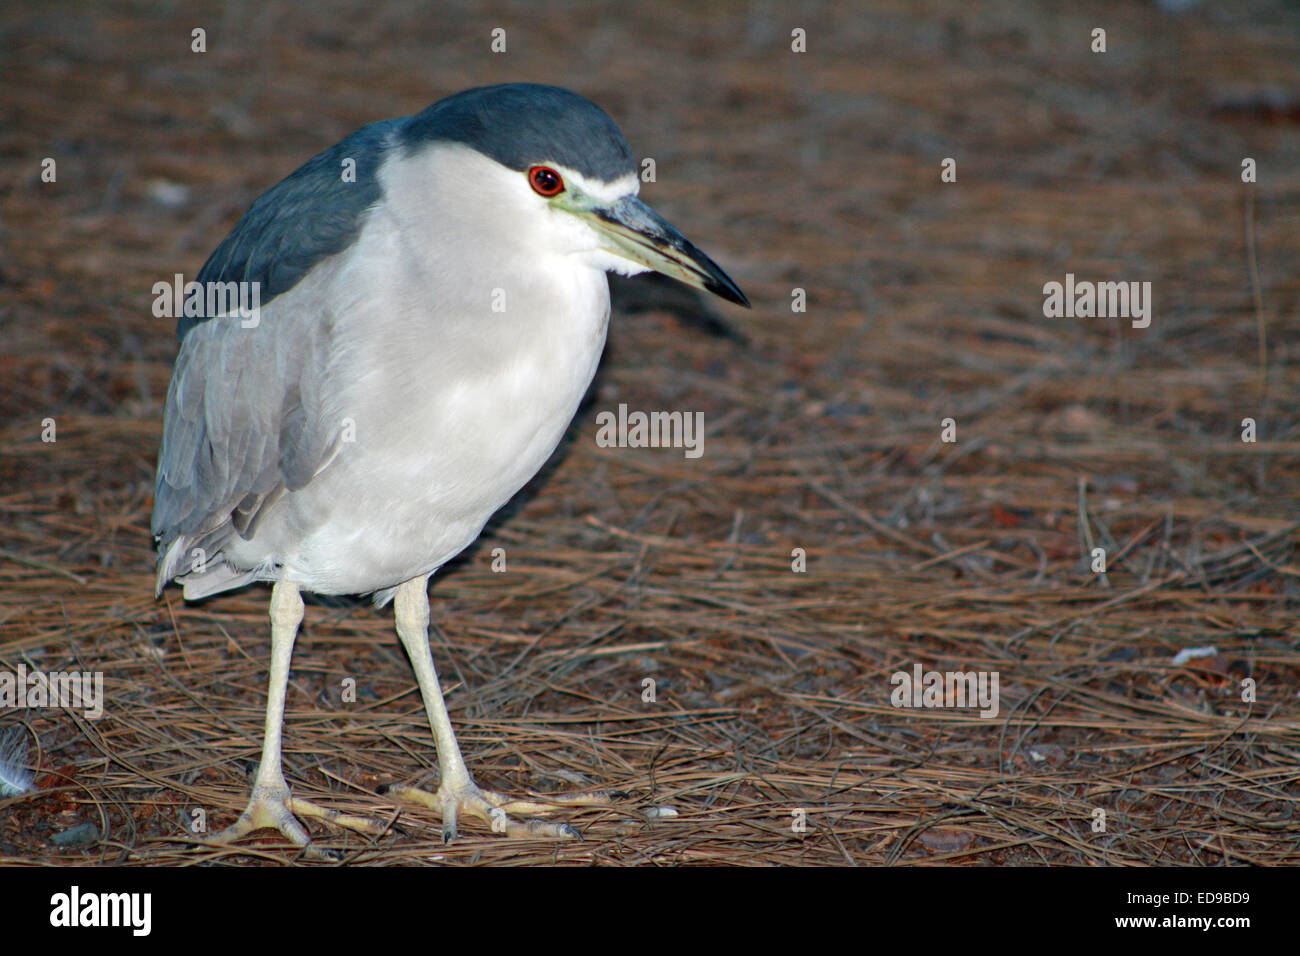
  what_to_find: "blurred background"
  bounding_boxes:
[0,1,1297,865]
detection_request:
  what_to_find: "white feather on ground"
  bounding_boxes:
[0,726,32,798]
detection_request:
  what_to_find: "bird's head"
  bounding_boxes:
[397,83,749,307]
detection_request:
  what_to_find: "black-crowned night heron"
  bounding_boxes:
[152,83,748,853]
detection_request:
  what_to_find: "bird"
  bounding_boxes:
[152,83,749,854]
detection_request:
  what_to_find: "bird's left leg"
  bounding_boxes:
[386,575,613,841]
[208,580,386,856]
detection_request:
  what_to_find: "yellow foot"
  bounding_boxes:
[209,782,389,859]
[382,780,620,842]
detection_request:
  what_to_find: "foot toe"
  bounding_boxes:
[387,779,588,840]
[209,784,384,854]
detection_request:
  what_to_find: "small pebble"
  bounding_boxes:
[51,823,99,847]
[145,179,191,209]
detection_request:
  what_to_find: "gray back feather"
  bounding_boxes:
[155,116,392,590]
[179,119,395,340]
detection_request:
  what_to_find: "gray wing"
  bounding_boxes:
[151,315,339,596]
[154,118,394,594]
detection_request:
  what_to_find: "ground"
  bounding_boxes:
[0,1,1297,865]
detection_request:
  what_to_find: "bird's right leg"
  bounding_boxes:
[387,575,612,841]
[208,580,385,857]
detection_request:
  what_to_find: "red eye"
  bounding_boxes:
[528,165,564,197]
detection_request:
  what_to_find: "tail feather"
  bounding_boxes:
[155,526,265,600]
